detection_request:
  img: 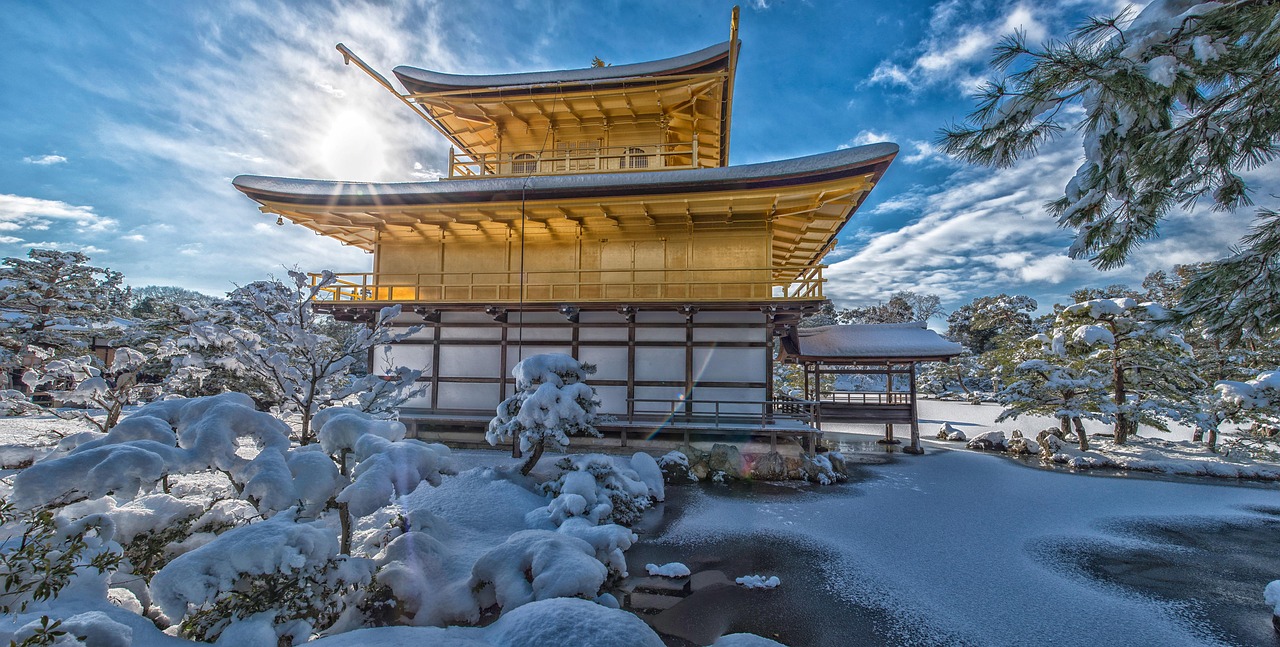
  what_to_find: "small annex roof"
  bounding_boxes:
[783,322,963,363]
[393,41,734,94]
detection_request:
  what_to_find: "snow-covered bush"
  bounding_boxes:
[657,450,696,482]
[151,511,372,643]
[536,454,655,527]
[487,354,603,475]
[0,501,121,614]
[470,530,609,614]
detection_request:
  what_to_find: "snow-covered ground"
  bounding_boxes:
[651,449,1280,646]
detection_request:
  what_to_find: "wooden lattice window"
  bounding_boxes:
[511,153,537,174]
[625,146,649,169]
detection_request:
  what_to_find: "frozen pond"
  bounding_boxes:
[630,447,1280,646]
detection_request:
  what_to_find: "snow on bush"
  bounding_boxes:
[657,450,696,482]
[735,574,781,589]
[10,610,133,647]
[337,434,453,518]
[470,530,609,613]
[150,511,372,642]
[487,354,603,475]
[534,454,655,527]
[645,562,691,578]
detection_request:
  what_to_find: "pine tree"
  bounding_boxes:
[487,353,603,475]
[0,249,126,365]
[941,1,1280,339]
[996,334,1108,451]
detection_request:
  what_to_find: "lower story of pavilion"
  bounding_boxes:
[327,300,827,455]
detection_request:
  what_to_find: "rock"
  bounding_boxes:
[1006,437,1040,455]
[800,453,844,485]
[708,443,746,479]
[825,451,849,477]
[631,576,688,594]
[689,570,732,592]
[1039,427,1065,441]
[750,451,787,481]
[936,422,960,440]
[966,430,1006,452]
[1039,434,1065,457]
[628,591,683,611]
[946,430,967,442]
[691,462,709,481]
[1010,429,1024,440]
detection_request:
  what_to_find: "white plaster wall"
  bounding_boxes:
[383,345,434,376]
[439,345,501,378]
[437,382,501,411]
[635,347,685,382]
[577,346,628,381]
[692,347,766,383]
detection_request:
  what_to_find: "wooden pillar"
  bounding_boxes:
[430,319,442,412]
[905,361,924,454]
[625,308,636,422]
[499,323,508,403]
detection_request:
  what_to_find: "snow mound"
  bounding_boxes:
[735,574,780,589]
[470,529,608,613]
[645,562,691,578]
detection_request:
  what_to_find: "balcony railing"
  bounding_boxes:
[447,140,699,179]
[309,265,825,303]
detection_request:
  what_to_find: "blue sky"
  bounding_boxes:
[0,0,1257,312]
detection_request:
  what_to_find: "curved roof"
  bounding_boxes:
[232,143,897,207]
[785,322,963,362]
[393,41,733,95]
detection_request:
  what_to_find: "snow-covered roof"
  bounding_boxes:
[790,322,963,361]
[393,41,733,94]
[232,143,898,207]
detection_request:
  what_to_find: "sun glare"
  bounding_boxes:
[317,109,388,180]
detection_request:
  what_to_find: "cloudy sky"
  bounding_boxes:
[0,0,1257,312]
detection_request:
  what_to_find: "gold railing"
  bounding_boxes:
[309,265,825,303]
[447,140,699,179]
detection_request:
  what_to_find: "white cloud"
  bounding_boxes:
[0,236,22,244]
[826,132,1255,309]
[21,241,106,254]
[23,154,67,165]
[865,2,1055,92]
[121,233,147,242]
[0,194,116,233]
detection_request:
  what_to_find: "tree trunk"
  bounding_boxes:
[1072,417,1088,451]
[338,501,351,555]
[1112,355,1128,445]
[1059,416,1070,437]
[519,441,545,476]
[1192,427,1204,443]
[954,365,972,396]
[1207,427,1218,452]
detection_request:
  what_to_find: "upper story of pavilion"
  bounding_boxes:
[231,11,898,311]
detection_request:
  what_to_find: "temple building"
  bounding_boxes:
[231,11,942,453]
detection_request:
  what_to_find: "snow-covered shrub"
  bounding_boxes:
[487,354,603,475]
[0,501,122,614]
[537,455,654,527]
[151,511,373,643]
[657,450,696,483]
[9,611,133,647]
[646,562,690,578]
[22,349,156,433]
[470,530,609,613]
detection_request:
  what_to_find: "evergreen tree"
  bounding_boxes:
[0,249,126,366]
[996,334,1108,451]
[941,0,1280,340]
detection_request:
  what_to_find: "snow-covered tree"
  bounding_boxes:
[19,348,153,432]
[176,271,422,444]
[487,354,603,475]
[946,294,1038,356]
[1057,298,1201,443]
[1214,369,1280,455]
[996,334,1108,450]
[941,0,1280,340]
[0,249,127,373]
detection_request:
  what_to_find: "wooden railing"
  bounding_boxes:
[309,265,825,303]
[627,397,821,430]
[447,140,699,179]
[817,391,911,405]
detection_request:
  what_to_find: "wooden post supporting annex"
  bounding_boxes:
[906,358,926,453]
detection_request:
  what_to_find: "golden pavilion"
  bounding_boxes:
[232,10,911,453]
